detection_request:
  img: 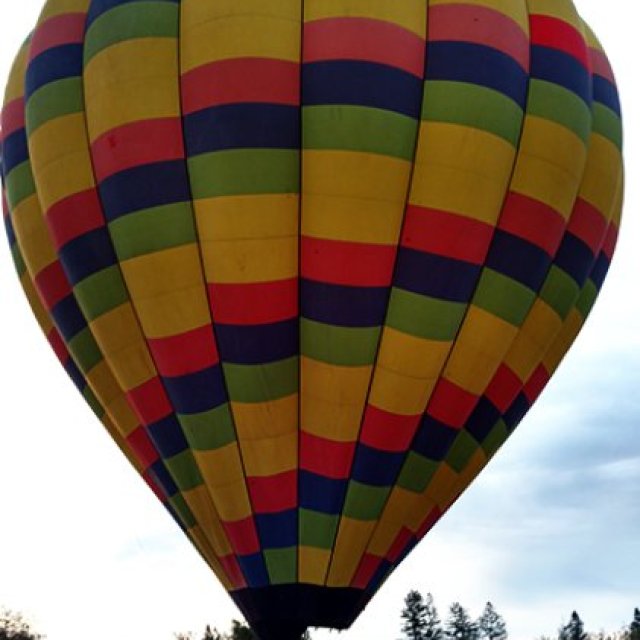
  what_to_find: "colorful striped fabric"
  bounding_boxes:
[1,1,623,639]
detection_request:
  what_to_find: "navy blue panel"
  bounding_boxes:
[503,392,529,431]
[593,75,621,116]
[485,230,551,291]
[86,0,179,26]
[51,295,87,340]
[4,211,16,248]
[301,279,388,328]
[466,397,501,443]
[98,160,190,221]
[147,414,189,458]
[590,253,610,290]
[2,129,28,175]
[554,233,594,287]
[216,319,298,364]
[58,227,117,285]
[184,104,300,155]
[394,248,481,302]
[164,503,184,530]
[148,459,179,497]
[65,357,85,391]
[366,559,391,594]
[237,553,270,588]
[303,61,423,118]
[255,509,297,549]
[426,42,528,108]
[531,45,591,106]
[299,471,347,514]
[162,364,227,414]
[395,536,417,567]
[25,45,83,99]
[351,445,406,487]
[412,416,458,461]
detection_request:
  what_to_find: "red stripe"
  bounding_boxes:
[416,506,442,539]
[148,325,219,377]
[304,17,425,78]
[601,222,618,261]
[91,118,185,182]
[589,48,616,84]
[386,527,413,563]
[46,188,104,249]
[1,98,25,139]
[530,15,590,70]
[209,279,297,325]
[499,192,566,257]
[127,377,173,425]
[429,4,529,71]
[222,517,261,556]
[351,554,383,589]
[485,364,523,413]
[300,432,355,479]
[35,261,72,310]
[47,327,69,364]
[219,555,247,589]
[427,378,478,429]
[566,198,607,254]
[127,426,160,468]
[247,470,297,514]
[302,236,397,287]
[360,405,420,452]
[181,58,299,114]
[143,471,165,501]
[29,13,86,61]
[523,364,549,404]
[401,205,493,265]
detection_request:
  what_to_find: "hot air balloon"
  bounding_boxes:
[1,0,623,638]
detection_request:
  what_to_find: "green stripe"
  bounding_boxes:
[169,493,197,528]
[481,420,508,458]
[11,244,27,276]
[264,547,296,584]
[67,326,103,373]
[109,202,196,261]
[299,509,339,549]
[179,404,236,450]
[83,385,104,417]
[188,149,299,199]
[73,265,129,321]
[527,79,591,143]
[26,77,84,133]
[84,1,179,63]
[446,430,479,474]
[386,288,466,341]
[474,269,536,327]
[539,265,580,320]
[303,105,418,160]
[422,81,523,146]
[575,279,598,319]
[592,102,623,150]
[301,318,380,366]
[397,452,438,493]
[343,481,389,521]
[164,450,204,491]
[222,357,298,403]
[5,162,36,208]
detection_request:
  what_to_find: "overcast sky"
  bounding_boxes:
[0,1,637,639]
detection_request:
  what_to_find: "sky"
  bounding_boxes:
[0,1,638,639]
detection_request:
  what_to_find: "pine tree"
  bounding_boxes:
[558,612,587,640]
[446,603,479,640]
[424,593,444,640]
[402,590,429,639]
[478,602,507,640]
[628,608,640,640]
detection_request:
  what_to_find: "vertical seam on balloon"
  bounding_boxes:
[70,0,237,585]
[175,0,271,589]
[321,3,433,587]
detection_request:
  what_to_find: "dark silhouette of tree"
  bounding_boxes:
[401,590,428,639]
[0,610,44,640]
[625,609,640,640]
[559,612,587,640]
[478,602,507,640]
[424,593,444,640]
[446,603,479,640]
[230,620,256,640]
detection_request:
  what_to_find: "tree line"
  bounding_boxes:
[399,591,640,640]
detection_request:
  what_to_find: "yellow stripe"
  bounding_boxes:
[326,518,376,587]
[37,0,89,21]
[4,44,29,103]
[241,433,297,477]
[11,195,57,276]
[578,135,623,216]
[428,0,529,34]
[528,0,580,24]
[298,546,331,585]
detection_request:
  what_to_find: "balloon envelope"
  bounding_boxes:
[1,0,623,638]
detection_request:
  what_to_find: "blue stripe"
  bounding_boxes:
[485,230,551,292]
[1,129,29,175]
[162,364,227,414]
[412,416,458,461]
[426,42,528,109]
[351,445,406,486]
[99,160,191,221]
[147,414,190,458]
[4,211,17,248]
[366,559,392,594]
[86,0,179,27]
[58,227,117,285]
[531,45,591,106]
[299,471,347,515]
[255,510,297,549]
[590,252,610,290]
[51,295,87,340]
[237,553,269,588]
[465,397,501,443]
[554,233,595,287]
[593,75,621,117]
[303,61,423,118]
[503,392,529,431]
[394,248,481,303]
[65,357,85,391]
[184,103,300,155]
[216,319,298,364]
[25,44,83,99]
[301,279,389,328]
[148,459,179,497]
